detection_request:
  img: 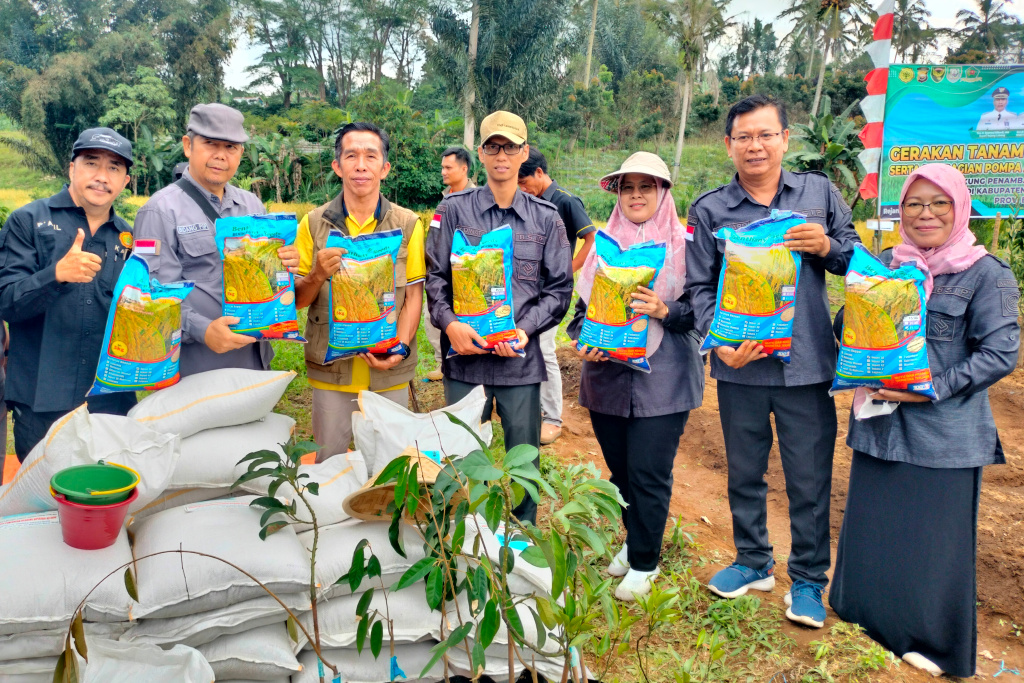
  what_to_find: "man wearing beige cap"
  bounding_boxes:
[425,110,573,524]
[135,103,298,376]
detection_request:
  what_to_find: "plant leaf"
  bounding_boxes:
[370,619,384,658]
[250,496,287,510]
[356,587,375,616]
[71,611,87,662]
[355,613,369,653]
[519,545,549,568]
[287,616,299,643]
[393,557,435,591]
[374,455,410,486]
[388,510,407,558]
[123,567,139,601]
[419,640,451,678]
[443,411,489,450]
[235,449,281,466]
[259,521,288,540]
[446,621,473,648]
[503,444,538,469]
[366,554,382,579]
[425,565,445,610]
[477,598,499,648]
[305,482,320,496]
[551,532,567,596]
[231,467,278,488]
[484,487,503,533]
[51,650,66,683]
[459,450,504,482]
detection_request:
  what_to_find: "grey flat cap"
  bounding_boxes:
[187,103,249,144]
[72,127,133,168]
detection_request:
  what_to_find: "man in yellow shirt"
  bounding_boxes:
[294,122,425,461]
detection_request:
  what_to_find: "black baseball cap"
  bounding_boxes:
[72,127,133,168]
[993,87,1010,98]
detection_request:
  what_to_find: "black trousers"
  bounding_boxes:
[590,410,689,572]
[717,380,836,585]
[10,395,136,463]
[444,379,541,524]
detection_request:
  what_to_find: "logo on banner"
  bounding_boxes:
[964,67,982,83]
[899,67,914,83]
[931,67,946,83]
[947,66,962,83]
[916,67,929,83]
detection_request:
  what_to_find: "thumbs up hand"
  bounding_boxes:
[55,229,103,283]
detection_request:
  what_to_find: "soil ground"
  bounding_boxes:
[418,348,1024,682]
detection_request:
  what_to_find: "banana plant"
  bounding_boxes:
[785,94,866,209]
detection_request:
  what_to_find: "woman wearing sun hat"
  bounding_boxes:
[567,151,703,601]
[829,163,1020,678]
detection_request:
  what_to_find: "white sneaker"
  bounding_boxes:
[614,567,660,601]
[608,545,629,577]
[902,652,943,677]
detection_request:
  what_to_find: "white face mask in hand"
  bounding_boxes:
[852,387,899,420]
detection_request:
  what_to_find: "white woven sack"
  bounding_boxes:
[299,520,426,601]
[119,592,311,648]
[128,368,294,439]
[125,486,233,527]
[0,512,133,635]
[197,623,301,680]
[0,406,179,516]
[171,413,295,489]
[0,622,126,661]
[240,451,367,531]
[293,642,443,683]
[0,657,58,676]
[130,497,309,619]
[352,385,492,475]
[295,588,438,653]
[80,639,214,683]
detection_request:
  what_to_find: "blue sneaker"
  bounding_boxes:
[707,558,775,598]
[784,581,826,628]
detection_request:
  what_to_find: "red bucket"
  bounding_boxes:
[51,487,138,550]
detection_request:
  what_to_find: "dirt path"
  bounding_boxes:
[546,348,1024,681]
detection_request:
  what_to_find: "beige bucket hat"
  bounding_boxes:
[599,151,673,193]
[342,447,457,522]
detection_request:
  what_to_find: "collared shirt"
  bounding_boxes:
[295,195,426,393]
[425,185,573,386]
[0,187,137,413]
[133,168,269,377]
[685,170,861,387]
[542,180,596,257]
[442,178,477,197]
[848,253,1020,468]
[978,109,1017,130]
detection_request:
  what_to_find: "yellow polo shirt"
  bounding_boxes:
[296,211,425,393]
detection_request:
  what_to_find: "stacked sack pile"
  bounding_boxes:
[0,370,574,682]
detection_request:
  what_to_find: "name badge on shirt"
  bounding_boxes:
[176,223,209,235]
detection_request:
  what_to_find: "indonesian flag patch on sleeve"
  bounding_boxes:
[133,238,160,255]
[685,213,697,242]
[429,212,442,230]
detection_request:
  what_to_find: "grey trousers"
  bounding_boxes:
[424,318,443,363]
[312,387,409,463]
[444,378,541,524]
[539,328,562,427]
[717,380,836,585]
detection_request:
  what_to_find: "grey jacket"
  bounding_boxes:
[133,169,271,376]
[847,253,1020,468]
[425,185,573,386]
[685,170,860,386]
[567,294,704,418]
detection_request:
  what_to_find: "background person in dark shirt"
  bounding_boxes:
[518,147,597,444]
[0,128,137,460]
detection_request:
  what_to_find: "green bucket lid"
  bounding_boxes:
[50,461,140,506]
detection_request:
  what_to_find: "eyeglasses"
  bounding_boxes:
[902,200,953,217]
[481,142,524,155]
[730,132,784,145]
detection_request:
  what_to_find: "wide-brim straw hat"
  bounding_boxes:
[599,151,673,193]
[342,447,455,523]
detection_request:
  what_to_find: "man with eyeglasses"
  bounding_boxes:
[426,111,573,524]
[685,94,860,629]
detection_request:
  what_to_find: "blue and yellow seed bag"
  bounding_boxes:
[577,231,666,372]
[700,210,805,362]
[448,225,522,356]
[215,213,305,341]
[832,244,936,398]
[88,254,193,396]
[322,228,408,363]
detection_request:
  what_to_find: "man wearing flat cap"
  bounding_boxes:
[425,110,574,524]
[0,127,138,459]
[134,103,299,376]
[978,87,1017,132]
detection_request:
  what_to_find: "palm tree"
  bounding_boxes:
[892,0,931,61]
[957,0,1016,54]
[463,0,479,147]
[584,0,599,86]
[650,0,732,181]
[810,0,870,117]
[778,0,821,78]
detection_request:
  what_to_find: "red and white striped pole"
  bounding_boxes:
[857,0,895,201]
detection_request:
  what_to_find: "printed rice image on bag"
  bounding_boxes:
[322,228,408,363]
[448,225,523,356]
[831,244,936,398]
[215,213,306,342]
[577,231,666,372]
[88,254,194,396]
[700,210,805,362]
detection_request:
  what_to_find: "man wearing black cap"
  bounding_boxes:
[0,127,137,460]
[978,87,1016,131]
[134,103,297,376]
